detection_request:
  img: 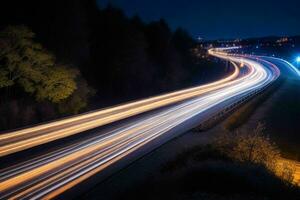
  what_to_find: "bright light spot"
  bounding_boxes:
[296,56,300,63]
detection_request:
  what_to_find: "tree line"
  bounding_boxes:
[0,0,228,130]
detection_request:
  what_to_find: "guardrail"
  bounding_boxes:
[194,76,275,131]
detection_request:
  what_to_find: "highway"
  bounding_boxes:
[0,48,280,199]
[0,59,240,157]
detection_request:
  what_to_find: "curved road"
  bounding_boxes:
[0,49,280,199]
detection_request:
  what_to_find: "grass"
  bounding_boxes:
[264,79,300,161]
[160,144,226,173]
[223,79,283,131]
[221,75,300,161]
[119,143,300,200]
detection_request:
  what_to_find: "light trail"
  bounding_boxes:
[262,56,300,77]
[0,62,240,157]
[0,48,280,199]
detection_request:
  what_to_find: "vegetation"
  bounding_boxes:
[85,5,224,100]
[264,78,300,161]
[215,123,296,183]
[58,78,95,114]
[0,0,228,101]
[121,123,300,200]
[222,75,300,161]
[215,123,280,171]
[0,0,229,131]
[0,25,94,130]
[0,26,77,102]
[224,80,282,131]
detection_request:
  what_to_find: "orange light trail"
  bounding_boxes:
[0,48,281,199]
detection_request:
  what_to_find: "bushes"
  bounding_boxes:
[223,94,266,131]
[0,26,95,131]
[122,131,300,200]
[214,123,297,185]
[0,26,78,103]
[215,123,280,171]
[276,159,297,184]
[146,123,299,200]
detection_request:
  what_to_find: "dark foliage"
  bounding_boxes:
[120,145,300,200]
[0,0,227,104]
[0,0,229,130]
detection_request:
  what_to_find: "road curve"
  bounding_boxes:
[0,49,280,199]
[0,61,240,157]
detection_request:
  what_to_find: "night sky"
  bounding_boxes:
[99,0,300,40]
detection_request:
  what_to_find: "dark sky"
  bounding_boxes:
[99,0,300,40]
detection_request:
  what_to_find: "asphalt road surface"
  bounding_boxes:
[0,48,281,199]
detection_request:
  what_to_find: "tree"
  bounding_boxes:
[88,5,154,96]
[36,66,78,103]
[215,123,280,171]
[214,123,298,184]
[0,25,77,102]
[58,78,95,114]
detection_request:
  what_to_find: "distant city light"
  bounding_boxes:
[197,36,203,41]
